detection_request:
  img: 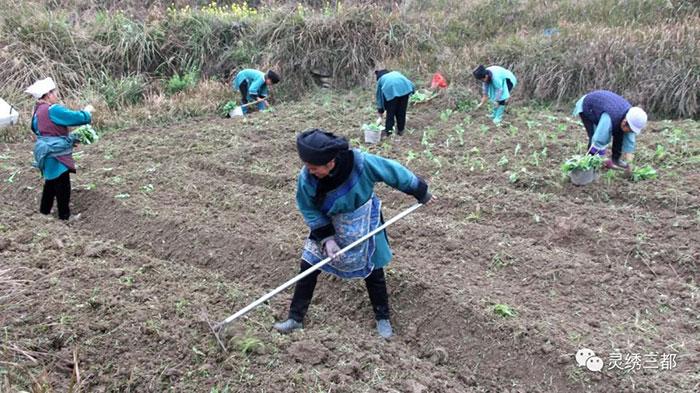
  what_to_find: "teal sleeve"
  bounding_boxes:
[376,81,384,111]
[364,154,419,194]
[572,95,585,116]
[259,84,269,98]
[591,113,613,149]
[295,173,331,230]
[494,85,504,101]
[248,77,265,97]
[48,105,91,127]
[622,132,636,153]
[31,116,39,135]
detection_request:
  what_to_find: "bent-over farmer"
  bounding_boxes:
[473,64,517,125]
[273,128,432,338]
[25,77,93,221]
[375,69,415,137]
[232,69,280,113]
[573,90,647,170]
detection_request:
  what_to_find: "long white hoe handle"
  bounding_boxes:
[213,203,422,331]
[240,99,268,108]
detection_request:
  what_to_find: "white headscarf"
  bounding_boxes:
[24,77,57,99]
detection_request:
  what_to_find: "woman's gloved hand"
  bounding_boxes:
[589,146,606,156]
[411,178,433,205]
[418,191,432,205]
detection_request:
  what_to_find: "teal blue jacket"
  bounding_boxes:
[32,104,91,180]
[297,150,423,269]
[483,66,517,102]
[33,135,77,176]
[233,69,269,98]
[376,71,415,112]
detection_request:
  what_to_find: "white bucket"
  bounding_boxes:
[364,129,381,144]
[229,106,244,117]
[569,168,598,186]
[0,98,19,128]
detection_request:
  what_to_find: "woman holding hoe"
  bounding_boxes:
[273,128,432,339]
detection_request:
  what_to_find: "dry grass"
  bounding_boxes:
[0,80,231,142]
[448,18,700,117]
[254,5,414,94]
[0,0,697,121]
[0,268,29,302]
[400,0,699,118]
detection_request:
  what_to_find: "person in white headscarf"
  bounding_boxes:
[572,90,648,170]
[25,77,94,220]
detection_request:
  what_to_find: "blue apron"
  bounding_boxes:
[301,195,382,279]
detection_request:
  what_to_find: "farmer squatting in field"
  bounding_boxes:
[273,128,432,339]
[375,69,415,137]
[473,64,518,125]
[25,77,94,221]
[573,90,648,170]
[232,68,280,114]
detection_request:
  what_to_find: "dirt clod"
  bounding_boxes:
[288,340,328,365]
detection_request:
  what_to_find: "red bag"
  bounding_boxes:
[430,72,448,89]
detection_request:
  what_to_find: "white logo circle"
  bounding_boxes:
[575,348,596,367]
[586,356,604,372]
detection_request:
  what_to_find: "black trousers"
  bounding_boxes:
[384,94,410,135]
[610,127,624,162]
[580,114,623,161]
[288,261,390,322]
[239,80,249,104]
[497,79,515,105]
[580,114,596,149]
[40,171,71,220]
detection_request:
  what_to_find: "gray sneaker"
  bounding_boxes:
[376,319,393,339]
[273,319,303,334]
[613,159,629,169]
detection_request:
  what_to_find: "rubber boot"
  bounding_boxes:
[273,319,303,334]
[376,319,393,339]
[492,105,506,125]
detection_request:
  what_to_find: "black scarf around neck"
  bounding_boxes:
[313,149,354,208]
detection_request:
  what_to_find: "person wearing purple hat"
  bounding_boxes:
[273,128,432,339]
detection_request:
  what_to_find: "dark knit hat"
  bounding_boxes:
[266,70,281,84]
[472,65,487,80]
[375,69,390,81]
[296,128,349,165]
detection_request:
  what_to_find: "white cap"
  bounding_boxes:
[24,77,57,99]
[625,106,647,134]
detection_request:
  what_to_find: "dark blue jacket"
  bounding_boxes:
[582,90,631,133]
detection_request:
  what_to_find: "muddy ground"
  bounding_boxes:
[0,91,698,392]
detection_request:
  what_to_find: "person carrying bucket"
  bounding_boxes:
[375,69,415,137]
[572,90,647,170]
[232,69,280,113]
[473,64,517,125]
[273,128,432,339]
[25,77,93,221]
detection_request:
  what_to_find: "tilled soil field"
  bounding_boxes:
[1,91,698,392]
